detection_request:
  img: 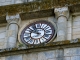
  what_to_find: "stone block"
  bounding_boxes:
[73,16,80,22]
[0,38,6,49]
[44,51,56,59]
[56,49,64,58]
[0,57,5,60]
[23,53,38,60]
[57,30,66,36]
[73,28,80,32]
[71,56,80,60]
[28,0,34,2]
[0,3,2,6]
[57,58,64,60]
[2,42,7,49]
[0,38,5,46]
[73,21,80,26]
[6,55,22,60]
[72,21,80,29]
[67,27,72,34]
[72,25,80,29]
[72,28,80,35]
[1,0,6,2]
[67,33,71,40]
[0,32,6,39]
[57,35,66,41]
[11,0,15,4]
[15,0,23,4]
[6,0,11,2]
[38,50,56,60]
[38,52,47,60]
[0,46,4,49]
[67,21,72,28]
[73,31,80,35]
[64,47,80,56]
[1,1,11,6]
[72,34,80,39]
[0,27,6,33]
[48,58,56,60]
[64,57,71,60]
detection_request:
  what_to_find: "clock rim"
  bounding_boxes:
[18,20,57,45]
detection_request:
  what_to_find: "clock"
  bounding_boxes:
[19,20,56,45]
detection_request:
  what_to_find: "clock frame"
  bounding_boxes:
[18,20,56,45]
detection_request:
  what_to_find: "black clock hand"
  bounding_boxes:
[31,25,41,34]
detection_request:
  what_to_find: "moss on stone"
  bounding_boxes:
[0,0,79,16]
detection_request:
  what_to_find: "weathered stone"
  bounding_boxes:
[64,47,80,56]
[0,57,5,60]
[71,56,80,60]
[6,55,22,60]
[67,33,71,40]
[0,38,5,46]
[6,14,20,48]
[38,52,47,60]
[15,0,23,4]
[48,58,56,60]
[48,16,57,22]
[6,0,11,2]
[56,49,64,58]
[44,51,56,59]
[72,34,80,39]
[23,53,38,60]
[64,57,71,60]
[54,7,69,41]
[0,32,5,39]
[1,0,5,3]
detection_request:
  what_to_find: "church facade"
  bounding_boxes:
[0,0,80,60]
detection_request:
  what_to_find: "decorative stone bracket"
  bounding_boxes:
[54,7,69,19]
[6,14,20,26]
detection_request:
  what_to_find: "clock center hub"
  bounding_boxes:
[31,29,44,39]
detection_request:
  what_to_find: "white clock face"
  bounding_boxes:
[20,20,56,45]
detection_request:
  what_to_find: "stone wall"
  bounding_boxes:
[0,0,35,6]
[0,0,15,6]
[0,15,80,60]
[0,47,80,60]
[0,16,80,48]
[72,16,80,39]
[0,26,6,49]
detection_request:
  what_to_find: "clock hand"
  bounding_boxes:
[32,29,39,33]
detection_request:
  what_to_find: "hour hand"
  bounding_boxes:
[32,29,40,34]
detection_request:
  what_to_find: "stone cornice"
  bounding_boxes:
[0,38,80,57]
[0,0,80,16]
[0,0,80,24]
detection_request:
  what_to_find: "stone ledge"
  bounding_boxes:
[0,38,80,57]
[0,0,80,24]
[0,0,80,16]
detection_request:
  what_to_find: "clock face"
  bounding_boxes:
[20,20,56,45]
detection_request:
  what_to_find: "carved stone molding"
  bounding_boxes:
[6,14,20,25]
[54,7,69,19]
